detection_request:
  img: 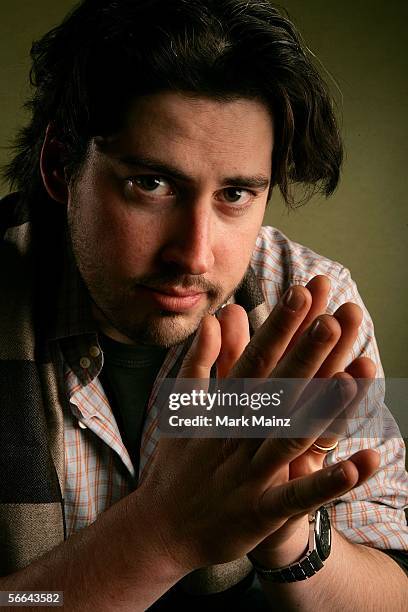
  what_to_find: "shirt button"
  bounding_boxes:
[78,420,87,430]
[89,345,101,358]
[79,357,91,369]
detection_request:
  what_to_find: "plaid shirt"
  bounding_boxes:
[56,226,408,550]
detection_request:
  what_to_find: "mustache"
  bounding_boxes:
[131,273,223,296]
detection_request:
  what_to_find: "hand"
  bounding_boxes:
[215,275,378,565]
[138,275,379,574]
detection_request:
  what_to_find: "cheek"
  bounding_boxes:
[104,209,160,276]
[75,190,159,277]
[215,222,261,282]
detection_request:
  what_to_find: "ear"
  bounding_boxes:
[40,123,69,204]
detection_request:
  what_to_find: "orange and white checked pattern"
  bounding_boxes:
[62,225,408,550]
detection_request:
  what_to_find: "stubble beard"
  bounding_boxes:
[67,203,242,347]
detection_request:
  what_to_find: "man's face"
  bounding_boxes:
[68,92,273,346]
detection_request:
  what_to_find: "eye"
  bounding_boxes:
[126,176,174,196]
[219,187,253,206]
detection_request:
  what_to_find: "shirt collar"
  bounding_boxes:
[48,227,101,385]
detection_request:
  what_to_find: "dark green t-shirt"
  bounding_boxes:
[98,333,167,476]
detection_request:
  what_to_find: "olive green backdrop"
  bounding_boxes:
[1,1,407,375]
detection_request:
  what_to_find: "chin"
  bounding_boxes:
[121,312,201,348]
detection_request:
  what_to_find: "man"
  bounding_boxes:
[0,0,406,609]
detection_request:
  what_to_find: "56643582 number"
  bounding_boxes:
[0,592,63,607]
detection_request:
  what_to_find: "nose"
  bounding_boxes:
[160,203,215,275]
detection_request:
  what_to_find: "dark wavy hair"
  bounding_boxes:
[2,0,343,207]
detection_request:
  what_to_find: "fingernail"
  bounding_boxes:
[309,318,332,342]
[330,378,342,399]
[283,288,306,311]
[331,464,347,483]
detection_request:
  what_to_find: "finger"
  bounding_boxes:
[272,313,342,381]
[270,312,359,447]
[347,448,380,485]
[230,285,312,378]
[307,361,375,460]
[250,375,357,482]
[281,275,331,359]
[326,357,376,437]
[289,361,377,480]
[345,355,376,379]
[308,371,357,454]
[216,305,250,378]
[329,356,377,438]
[315,302,363,378]
[261,452,378,521]
[171,317,221,423]
[178,314,221,379]
[288,372,358,478]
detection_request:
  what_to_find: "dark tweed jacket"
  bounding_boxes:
[0,193,68,576]
[0,192,270,587]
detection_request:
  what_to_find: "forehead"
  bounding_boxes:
[94,92,274,175]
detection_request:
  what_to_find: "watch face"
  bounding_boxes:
[316,507,331,560]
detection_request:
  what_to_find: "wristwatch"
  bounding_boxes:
[248,506,331,583]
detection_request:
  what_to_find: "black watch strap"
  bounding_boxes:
[248,506,330,583]
[250,549,324,583]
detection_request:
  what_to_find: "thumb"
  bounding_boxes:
[261,459,361,521]
[178,314,221,379]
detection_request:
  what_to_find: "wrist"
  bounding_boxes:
[249,507,333,584]
[249,514,310,569]
[123,489,189,582]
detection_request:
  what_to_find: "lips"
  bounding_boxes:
[150,286,203,297]
[136,285,205,312]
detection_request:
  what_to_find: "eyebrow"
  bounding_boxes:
[115,154,270,190]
